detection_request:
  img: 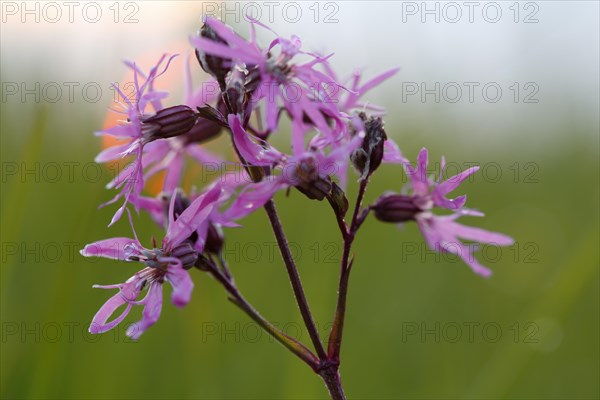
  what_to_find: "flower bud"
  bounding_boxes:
[225,66,247,115]
[245,65,262,94]
[350,112,387,178]
[182,118,222,145]
[290,156,332,201]
[194,253,212,271]
[204,223,225,255]
[171,242,199,270]
[196,23,231,90]
[141,105,198,141]
[327,181,349,217]
[372,193,423,223]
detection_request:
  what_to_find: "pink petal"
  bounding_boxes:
[462,257,493,277]
[265,91,280,132]
[183,52,193,102]
[94,142,131,163]
[80,237,138,260]
[186,145,224,165]
[228,114,283,166]
[358,67,400,97]
[445,220,514,246]
[203,17,262,62]
[190,36,242,60]
[190,35,261,65]
[436,166,480,196]
[132,196,166,227]
[108,201,127,227]
[89,293,133,334]
[297,96,332,139]
[126,282,163,340]
[432,193,467,210]
[326,132,364,166]
[163,153,184,193]
[417,215,510,277]
[437,240,492,277]
[383,139,405,164]
[222,178,285,221]
[291,119,309,156]
[96,123,138,139]
[105,160,137,189]
[166,265,194,307]
[163,185,221,249]
[405,148,430,195]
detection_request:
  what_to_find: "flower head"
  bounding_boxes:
[81,186,221,338]
[217,114,363,219]
[97,55,225,225]
[191,17,346,139]
[373,148,513,277]
[95,54,179,225]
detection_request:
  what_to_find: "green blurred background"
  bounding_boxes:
[1,1,598,399]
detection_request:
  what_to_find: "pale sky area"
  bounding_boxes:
[2,1,598,150]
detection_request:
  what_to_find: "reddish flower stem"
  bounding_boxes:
[226,111,347,399]
[319,363,346,400]
[328,178,369,362]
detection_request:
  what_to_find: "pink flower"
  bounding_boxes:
[404,147,478,210]
[131,172,256,253]
[373,148,513,277]
[324,65,401,115]
[416,209,513,277]
[135,56,225,196]
[191,17,346,139]
[219,114,363,219]
[95,54,178,225]
[81,186,221,338]
[97,54,224,226]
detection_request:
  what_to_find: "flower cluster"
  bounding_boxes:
[83,16,512,344]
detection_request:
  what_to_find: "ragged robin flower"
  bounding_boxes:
[191,16,346,139]
[372,148,513,277]
[81,185,221,338]
[97,55,225,225]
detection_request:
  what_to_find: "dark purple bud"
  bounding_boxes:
[182,117,222,145]
[327,181,349,218]
[141,105,198,141]
[245,65,262,94]
[171,242,199,270]
[225,66,247,115]
[372,193,424,223]
[290,157,332,201]
[196,104,228,128]
[268,62,292,85]
[196,23,231,91]
[194,253,211,271]
[204,223,224,255]
[351,112,387,178]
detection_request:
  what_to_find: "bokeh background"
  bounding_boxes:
[1,1,598,399]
